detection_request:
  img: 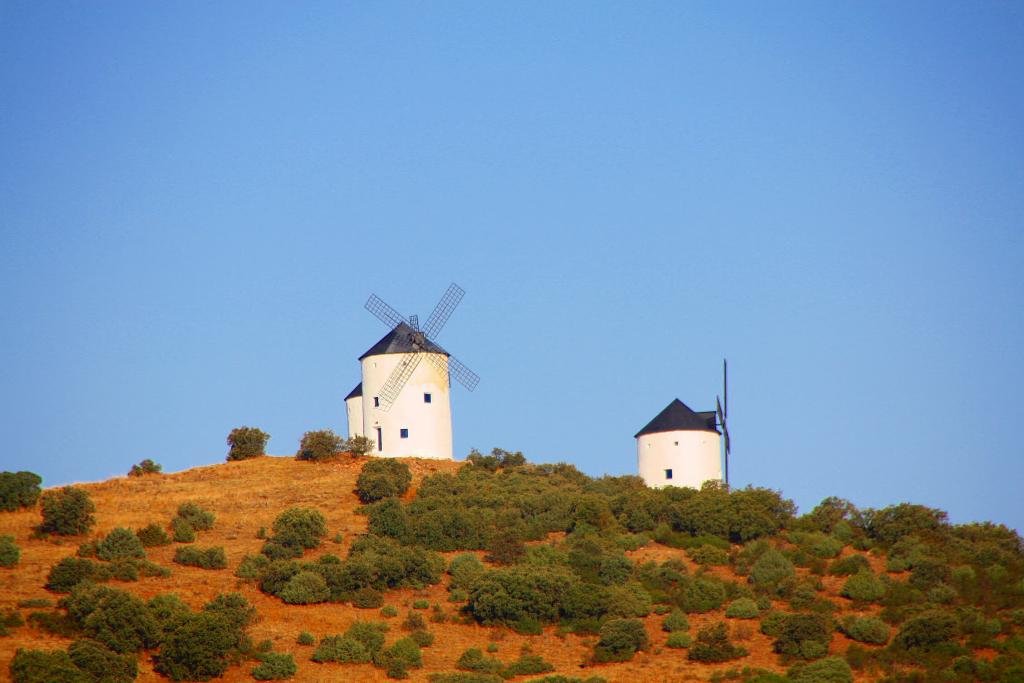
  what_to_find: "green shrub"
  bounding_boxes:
[147,594,190,639]
[403,611,426,631]
[605,582,652,618]
[227,426,270,461]
[0,471,42,512]
[503,654,554,677]
[296,429,344,461]
[128,459,162,477]
[377,637,423,678]
[893,610,958,651]
[827,554,870,576]
[864,503,948,547]
[105,558,140,581]
[839,615,889,645]
[428,675,504,683]
[252,652,296,680]
[312,635,372,663]
[39,487,95,536]
[676,575,727,613]
[726,597,760,619]
[68,638,138,682]
[171,518,195,543]
[750,549,795,586]
[155,612,241,681]
[807,535,844,559]
[45,557,97,592]
[662,609,689,632]
[839,571,886,603]
[173,546,226,570]
[97,528,146,561]
[10,648,90,683]
[65,584,160,654]
[593,618,648,662]
[175,502,215,531]
[666,632,692,648]
[469,566,573,625]
[772,613,832,660]
[279,571,330,605]
[687,622,747,662]
[354,586,384,608]
[268,507,327,553]
[381,605,399,618]
[689,545,730,566]
[0,535,20,568]
[346,621,389,656]
[449,553,487,590]
[456,648,503,674]
[343,434,377,456]
[787,656,853,683]
[235,553,269,580]
[356,459,413,503]
[410,629,435,648]
[136,523,171,547]
[297,631,315,645]
[486,527,527,566]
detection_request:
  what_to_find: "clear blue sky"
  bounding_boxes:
[2,3,1022,532]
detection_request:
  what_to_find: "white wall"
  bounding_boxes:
[345,396,363,439]
[637,430,722,489]
[360,351,453,460]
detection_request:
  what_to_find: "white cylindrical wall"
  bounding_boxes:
[360,352,453,460]
[345,396,364,439]
[637,430,722,489]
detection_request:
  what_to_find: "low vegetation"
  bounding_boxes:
[227,426,270,461]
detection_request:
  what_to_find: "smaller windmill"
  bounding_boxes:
[345,283,478,460]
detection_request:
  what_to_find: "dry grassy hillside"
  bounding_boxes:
[0,456,979,682]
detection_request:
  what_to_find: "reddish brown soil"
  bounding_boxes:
[0,456,887,682]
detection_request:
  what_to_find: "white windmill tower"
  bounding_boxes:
[635,360,731,489]
[345,283,479,460]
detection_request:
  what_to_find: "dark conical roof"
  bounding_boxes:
[358,322,449,360]
[634,398,719,438]
[345,382,362,400]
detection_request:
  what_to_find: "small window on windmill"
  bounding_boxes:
[373,397,380,408]
[665,469,673,480]
[424,393,432,403]
[400,428,409,439]
[674,441,679,446]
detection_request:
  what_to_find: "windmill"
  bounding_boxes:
[715,358,731,486]
[363,283,480,411]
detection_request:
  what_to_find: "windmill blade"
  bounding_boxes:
[423,351,480,391]
[365,294,409,330]
[422,283,464,340]
[377,353,423,410]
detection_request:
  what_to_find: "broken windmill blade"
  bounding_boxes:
[363,282,480,410]
[716,358,731,486]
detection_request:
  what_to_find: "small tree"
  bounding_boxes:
[97,528,146,561]
[593,618,649,662]
[0,471,43,511]
[355,459,412,503]
[343,435,376,456]
[127,459,162,477]
[0,535,20,568]
[39,487,95,536]
[688,622,748,663]
[227,427,270,461]
[295,430,343,462]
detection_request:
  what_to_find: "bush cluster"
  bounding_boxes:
[296,430,344,462]
[725,597,760,619]
[0,535,20,568]
[252,652,296,680]
[127,459,162,477]
[771,612,833,660]
[173,546,227,570]
[356,459,413,503]
[227,426,270,461]
[136,523,171,547]
[97,528,146,562]
[39,487,95,536]
[839,615,889,645]
[687,622,747,662]
[839,570,886,603]
[0,471,42,511]
[261,507,327,559]
[593,618,649,662]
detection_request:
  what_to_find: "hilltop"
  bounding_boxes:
[0,454,1022,683]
